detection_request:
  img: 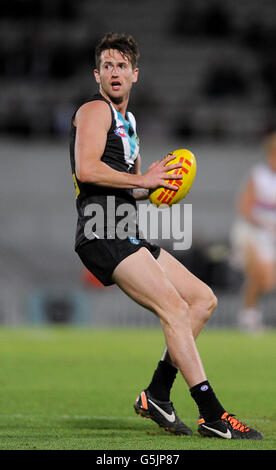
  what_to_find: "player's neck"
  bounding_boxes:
[113,100,128,118]
[99,90,129,118]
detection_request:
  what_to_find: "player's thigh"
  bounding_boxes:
[111,247,188,320]
[156,248,216,308]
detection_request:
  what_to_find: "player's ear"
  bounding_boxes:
[94,68,101,84]
[132,67,139,83]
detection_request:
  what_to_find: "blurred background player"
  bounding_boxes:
[231,132,276,331]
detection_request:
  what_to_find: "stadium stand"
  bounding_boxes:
[0,0,275,327]
[0,0,276,140]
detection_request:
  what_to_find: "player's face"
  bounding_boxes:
[94,49,138,104]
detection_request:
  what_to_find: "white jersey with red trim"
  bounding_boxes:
[251,163,276,227]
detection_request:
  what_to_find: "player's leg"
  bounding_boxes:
[117,248,263,439]
[244,249,275,304]
[231,222,275,330]
[157,248,217,336]
[239,243,276,330]
[112,247,207,387]
[146,247,217,390]
[112,248,228,435]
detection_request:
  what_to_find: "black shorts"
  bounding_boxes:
[76,236,161,286]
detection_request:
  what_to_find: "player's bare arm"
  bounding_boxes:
[74,101,182,191]
[132,154,150,200]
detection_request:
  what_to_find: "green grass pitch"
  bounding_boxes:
[0,326,275,450]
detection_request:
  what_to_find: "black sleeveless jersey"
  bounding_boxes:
[70,93,140,249]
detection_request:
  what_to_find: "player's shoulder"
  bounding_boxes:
[75,98,112,128]
[76,99,111,118]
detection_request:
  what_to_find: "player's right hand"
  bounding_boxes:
[141,154,183,191]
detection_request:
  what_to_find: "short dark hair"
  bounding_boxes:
[95,32,140,70]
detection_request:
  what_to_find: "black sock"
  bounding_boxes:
[146,360,178,401]
[190,380,225,423]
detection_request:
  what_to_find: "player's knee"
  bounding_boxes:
[209,291,218,314]
[195,288,218,325]
[158,296,191,332]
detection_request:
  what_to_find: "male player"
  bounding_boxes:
[70,32,263,439]
[231,132,276,330]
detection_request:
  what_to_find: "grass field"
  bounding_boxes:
[0,326,275,451]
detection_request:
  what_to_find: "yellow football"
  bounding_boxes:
[149,149,197,206]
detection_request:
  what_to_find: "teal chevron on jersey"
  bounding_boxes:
[110,105,140,167]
